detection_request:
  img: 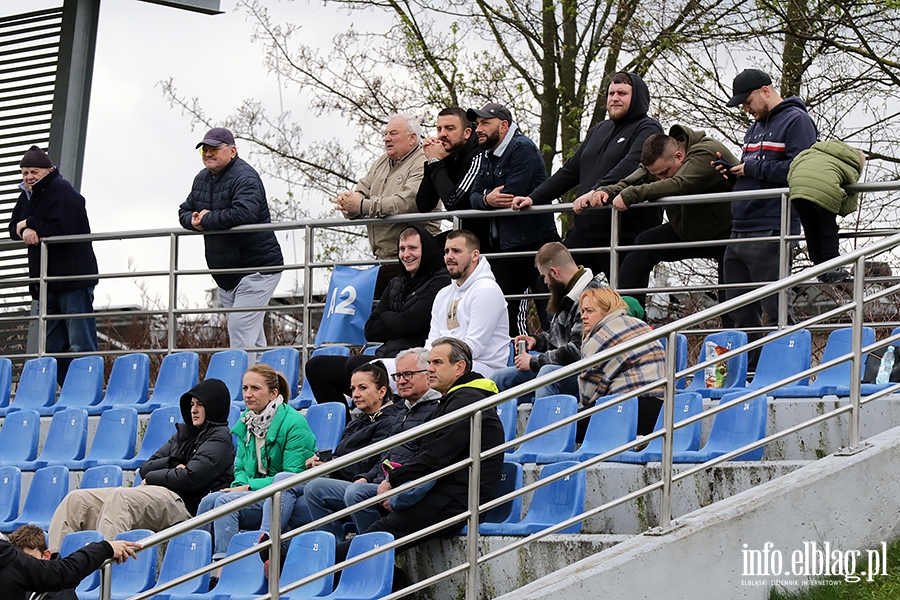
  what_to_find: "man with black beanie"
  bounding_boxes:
[9,145,100,385]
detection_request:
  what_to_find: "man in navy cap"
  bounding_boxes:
[9,145,99,384]
[466,102,559,335]
[179,127,283,359]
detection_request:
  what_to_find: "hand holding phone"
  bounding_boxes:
[712,159,736,181]
[317,449,333,462]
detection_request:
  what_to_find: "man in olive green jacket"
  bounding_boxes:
[592,125,736,316]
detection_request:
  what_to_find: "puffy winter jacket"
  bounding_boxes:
[788,140,863,217]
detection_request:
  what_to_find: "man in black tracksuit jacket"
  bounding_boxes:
[524,71,664,282]
[416,107,490,250]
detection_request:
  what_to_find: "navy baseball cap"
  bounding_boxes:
[195,127,235,149]
[726,69,773,107]
[466,103,513,124]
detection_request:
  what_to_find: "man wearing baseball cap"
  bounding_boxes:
[714,68,817,367]
[178,127,284,360]
[9,145,99,385]
[466,102,559,336]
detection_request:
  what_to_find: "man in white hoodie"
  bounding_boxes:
[425,229,509,376]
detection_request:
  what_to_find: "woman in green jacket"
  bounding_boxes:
[197,363,316,558]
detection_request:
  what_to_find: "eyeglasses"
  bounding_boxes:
[391,369,427,381]
[199,144,229,156]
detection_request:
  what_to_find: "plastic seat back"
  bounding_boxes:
[154,529,211,595]
[813,327,876,387]
[647,392,703,454]
[3,465,69,531]
[8,357,57,412]
[100,353,150,409]
[34,408,88,468]
[205,530,268,596]
[293,346,351,408]
[77,407,138,468]
[520,461,586,533]
[59,530,105,592]
[147,352,199,409]
[305,402,347,452]
[506,395,578,463]
[0,409,40,462]
[495,397,518,445]
[0,466,21,522]
[484,461,523,524]
[205,349,249,403]
[109,529,157,596]
[659,333,688,389]
[686,330,749,393]
[0,357,12,408]
[260,347,300,399]
[751,329,812,389]
[577,396,638,458]
[134,405,182,464]
[55,356,104,411]
[282,530,336,597]
[80,465,123,489]
[325,531,394,599]
[702,392,768,460]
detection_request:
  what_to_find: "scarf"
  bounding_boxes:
[241,394,284,441]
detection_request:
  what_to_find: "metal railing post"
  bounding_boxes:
[778,192,790,329]
[38,240,49,355]
[269,490,282,600]
[167,232,178,352]
[659,331,678,529]
[465,410,483,599]
[303,224,313,363]
[99,561,112,600]
[848,254,866,450]
[609,207,619,289]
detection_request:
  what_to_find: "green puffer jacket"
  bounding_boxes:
[230,402,317,490]
[788,140,863,217]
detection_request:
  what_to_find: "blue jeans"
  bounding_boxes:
[305,478,384,540]
[491,364,579,403]
[197,490,263,558]
[44,286,98,385]
[259,472,312,535]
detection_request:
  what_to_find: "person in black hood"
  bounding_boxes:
[305,225,450,404]
[47,378,235,551]
[520,72,664,283]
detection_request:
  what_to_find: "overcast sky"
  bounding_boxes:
[2,0,352,310]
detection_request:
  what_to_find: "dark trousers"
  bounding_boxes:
[617,223,728,310]
[490,234,560,336]
[305,354,374,404]
[793,199,840,265]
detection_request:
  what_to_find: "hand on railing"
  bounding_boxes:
[109,540,142,564]
[572,189,608,213]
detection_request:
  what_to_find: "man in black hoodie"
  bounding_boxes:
[48,379,235,551]
[519,72,664,282]
[416,107,491,250]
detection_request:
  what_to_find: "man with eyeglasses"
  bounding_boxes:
[304,347,442,539]
[178,127,283,359]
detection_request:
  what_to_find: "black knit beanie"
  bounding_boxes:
[20,145,53,168]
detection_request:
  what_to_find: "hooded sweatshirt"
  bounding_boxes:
[139,378,235,515]
[364,224,450,357]
[425,256,509,374]
[528,71,664,243]
[731,95,817,233]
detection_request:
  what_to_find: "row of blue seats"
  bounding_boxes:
[60,528,394,600]
[0,401,350,472]
[0,348,305,418]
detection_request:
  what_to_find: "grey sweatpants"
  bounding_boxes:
[218,271,281,363]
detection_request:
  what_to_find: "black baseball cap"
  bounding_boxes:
[195,127,236,149]
[726,69,773,107]
[466,102,513,124]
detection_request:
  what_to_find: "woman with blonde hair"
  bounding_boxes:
[579,287,666,436]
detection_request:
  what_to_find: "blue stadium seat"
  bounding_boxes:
[315,265,381,347]
[0,356,12,411]
[142,352,200,413]
[1,357,57,417]
[52,356,104,413]
[362,345,381,356]
[59,530,104,593]
[830,326,898,397]
[63,407,138,470]
[0,409,40,464]
[320,531,393,600]
[480,461,585,536]
[206,349,249,404]
[77,529,157,600]
[16,408,88,470]
[165,531,267,600]
[746,330,812,394]
[260,347,300,400]
[0,466,21,523]
[291,346,351,409]
[0,465,69,532]
[773,327,876,398]
[305,402,347,452]
[229,403,242,451]
[151,530,212,597]
[685,330,749,398]
[96,405,182,470]
[506,395,578,463]
[673,392,768,463]
[659,333,689,390]
[495,397,518,447]
[80,465,123,489]
[271,530,337,599]
[609,392,703,463]
[88,353,150,415]
[535,396,637,464]
[468,461,524,534]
